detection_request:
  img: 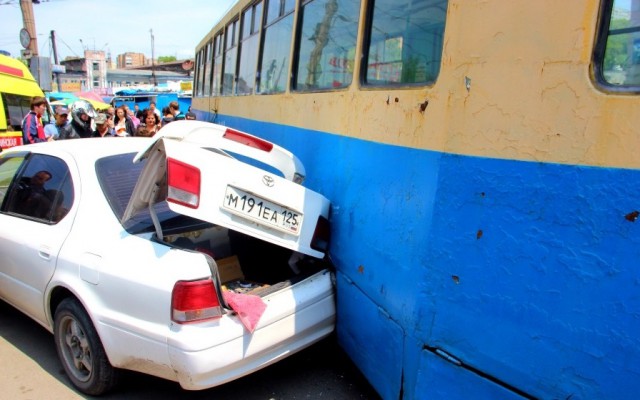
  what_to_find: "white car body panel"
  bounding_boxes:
[133,120,306,182]
[0,129,335,391]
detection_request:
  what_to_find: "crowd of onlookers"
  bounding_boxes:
[21,96,197,144]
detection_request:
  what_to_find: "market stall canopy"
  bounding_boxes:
[74,91,105,103]
[47,92,78,107]
[73,91,111,110]
[79,97,111,111]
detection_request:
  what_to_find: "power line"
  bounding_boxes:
[56,34,79,58]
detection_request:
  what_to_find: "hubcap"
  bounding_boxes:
[60,316,92,382]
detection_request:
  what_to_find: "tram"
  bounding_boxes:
[192,1,640,398]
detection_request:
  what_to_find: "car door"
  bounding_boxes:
[0,152,75,326]
[123,121,331,258]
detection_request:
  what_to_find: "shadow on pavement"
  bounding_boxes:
[0,299,380,399]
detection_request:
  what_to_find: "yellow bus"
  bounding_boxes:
[192,1,640,398]
[0,54,48,149]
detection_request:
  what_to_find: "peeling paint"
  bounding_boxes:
[625,211,639,222]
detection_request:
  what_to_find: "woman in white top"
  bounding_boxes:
[113,106,135,136]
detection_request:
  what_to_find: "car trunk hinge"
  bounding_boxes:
[148,183,164,241]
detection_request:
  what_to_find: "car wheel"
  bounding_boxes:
[53,298,118,395]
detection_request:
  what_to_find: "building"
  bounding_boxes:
[53,51,193,95]
[107,68,192,88]
[58,50,108,92]
[116,52,147,69]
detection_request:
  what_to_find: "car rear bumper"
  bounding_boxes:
[167,270,335,390]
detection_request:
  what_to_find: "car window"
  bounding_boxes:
[0,154,26,207]
[4,154,74,223]
[96,153,144,219]
[96,153,178,233]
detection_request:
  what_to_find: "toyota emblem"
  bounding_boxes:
[262,175,274,187]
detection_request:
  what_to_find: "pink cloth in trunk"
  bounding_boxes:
[223,290,267,333]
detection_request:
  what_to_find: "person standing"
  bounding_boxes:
[106,106,116,119]
[69,104,94,138]
[106,106,116,134]
[45,107,77,140]
[126,107,140,129]
[169,101,185,121]
[113,106,135,136]
[22,96,48,144]
[161,106,174,127]
[92,114,113,137]
[149,102,161,119]
[133,104,144,120]
[135,109,161,137]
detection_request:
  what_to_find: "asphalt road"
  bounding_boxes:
[0,300,381,400]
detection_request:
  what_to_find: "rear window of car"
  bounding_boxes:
[96,153,210,235]
[96,153,166,233]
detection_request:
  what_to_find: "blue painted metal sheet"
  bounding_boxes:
[336,271,404,400]
[206,112,640,400]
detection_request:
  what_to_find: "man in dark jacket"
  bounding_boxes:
[46,106,77,140]
[69,105,94,138]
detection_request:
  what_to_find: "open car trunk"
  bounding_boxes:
[163,221,333,298]
[121,121,333,299]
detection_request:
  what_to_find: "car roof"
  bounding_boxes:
[5,137,152,162]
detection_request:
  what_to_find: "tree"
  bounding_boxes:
[157,56,177,63]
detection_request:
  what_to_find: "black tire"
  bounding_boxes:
[53,298,118,396]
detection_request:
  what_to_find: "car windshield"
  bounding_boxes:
[96,153,189,234]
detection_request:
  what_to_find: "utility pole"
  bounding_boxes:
[150,29,157,87]
[50,30,62,90]
[19,0,38,58]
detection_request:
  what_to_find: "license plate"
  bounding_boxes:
[223,186,302,235]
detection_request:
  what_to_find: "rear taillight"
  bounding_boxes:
[310,215,330,252]
[167,157,200,208]
[171,279,223,324]
[223,128,274,152]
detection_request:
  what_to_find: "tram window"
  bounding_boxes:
[363,0,447,86]
[213,33,224,95]
[266,0,295,25]
[596,0,640,88]
[258,0,296,94]
[238,1,263,95]
[203,41,213,97]
[223,19,240,96]
[195,50,203,96]
[294,0,361,92]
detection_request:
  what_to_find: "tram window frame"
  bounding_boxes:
[593,0,640,93]
[292,0,361,93]
[238,1,264,96]
[222,19,240,96]
[194,49,203,97]
[213,32,224,96]
[361,0,447,88]
[257,0,296,94]
[202,40,214,97]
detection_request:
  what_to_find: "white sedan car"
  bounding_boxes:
[0,121,334,395]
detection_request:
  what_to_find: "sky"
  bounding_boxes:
[0,0,237,61]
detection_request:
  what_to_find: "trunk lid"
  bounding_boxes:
[122,121,330,258]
